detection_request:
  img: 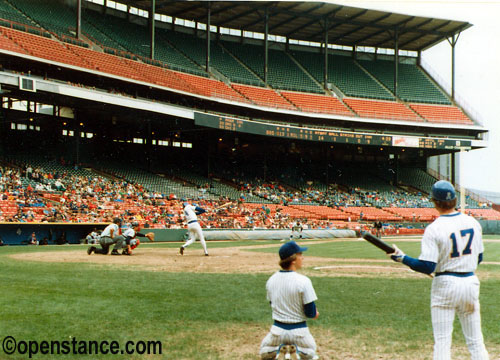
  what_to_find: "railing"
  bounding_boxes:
[420,58,484,126]
[427,168,491,205]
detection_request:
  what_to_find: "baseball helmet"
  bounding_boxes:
[431,180,456,201]
[183,202,189,207]
[131,221,140,227]
[113,217,122,225]
[279,241,308,260]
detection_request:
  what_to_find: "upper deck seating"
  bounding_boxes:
[358,59,451,104]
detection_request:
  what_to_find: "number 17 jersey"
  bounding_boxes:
[419,212,484,273]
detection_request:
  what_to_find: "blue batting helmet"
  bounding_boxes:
[431,180,456,201]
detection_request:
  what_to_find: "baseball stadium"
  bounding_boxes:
[0,0,499,359]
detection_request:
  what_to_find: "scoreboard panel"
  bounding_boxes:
[194,112,472,150]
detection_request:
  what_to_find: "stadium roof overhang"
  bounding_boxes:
[117,1,472,52]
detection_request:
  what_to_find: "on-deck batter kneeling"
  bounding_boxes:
[260,241,319,360]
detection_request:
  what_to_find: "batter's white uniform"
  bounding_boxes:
[419,211,488,360]
[260,270,318,359]
[182,204,208,255]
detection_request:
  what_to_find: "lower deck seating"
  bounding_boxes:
[175,72,250,103]
[1,26,88,68]
[344,98,423,122]
[410,103,473,124]
[280,91,352,116]
[232,84,297,110]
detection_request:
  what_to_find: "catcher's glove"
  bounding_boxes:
[145,232,155,242]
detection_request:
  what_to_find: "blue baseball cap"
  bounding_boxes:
[279,241,308,260]
[431,180,456,201]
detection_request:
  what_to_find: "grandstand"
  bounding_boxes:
[0,0,495,235]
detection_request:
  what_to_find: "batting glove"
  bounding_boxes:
[389,244,405,263]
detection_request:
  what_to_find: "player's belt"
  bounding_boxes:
[435,271,474,277]
[188,220,198,224]
[273,320,307,330]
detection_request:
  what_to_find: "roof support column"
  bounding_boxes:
[447,33,460,100]
[206,2,211,72]
[323,17,329,90]
[264,7,269,85]
[149,0,155,60]
[394,28,399,98]
[76,0,81,39]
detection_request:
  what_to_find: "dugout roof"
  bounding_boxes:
[118,1,471,52]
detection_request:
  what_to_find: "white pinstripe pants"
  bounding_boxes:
[260,325,317,359]
[431,275,489,360]
[184,221,208,254]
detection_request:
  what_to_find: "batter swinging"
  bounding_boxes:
[389,180,488,360]
[180,202,208,256]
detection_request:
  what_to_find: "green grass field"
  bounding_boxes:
[1,237,500,359]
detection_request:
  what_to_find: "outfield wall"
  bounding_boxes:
[1,221,498,246]
[0,223,356,245]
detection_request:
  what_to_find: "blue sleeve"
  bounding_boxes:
[195,206,206,215]
[402,256,436,275]
[478,253,483,265]
[304,301,317,318]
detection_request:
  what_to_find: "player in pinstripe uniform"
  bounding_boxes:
[389,180,488,360]
[260,241,319,360]
[180,202,209,256]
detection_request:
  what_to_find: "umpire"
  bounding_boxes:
[87,218,125,255]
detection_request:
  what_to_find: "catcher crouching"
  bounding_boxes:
[121,222,155,255]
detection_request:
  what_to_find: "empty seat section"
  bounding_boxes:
[212,42,264,86]
[410,103,473,124]
[83,9,145,55]
[0,1,32,26]
[232,84,296,110]
[223,42,323,93]
[344,98,422,121]
[67,44,143,79]
[154,29,207,76]
[358,59,451,104]
[280,91,352,116]
[2,27,87,67]
[291,50,394,100]
[0,29,28,54]
[175,72,250,102]
[8,0,77,39]
[120,61,196,93]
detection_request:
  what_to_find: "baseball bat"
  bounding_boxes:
[361,231,395,254]
[214,201,234,211]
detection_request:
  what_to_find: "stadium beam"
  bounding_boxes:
[206,2,211,73]
[264,6,269,84]
[323,16,328,90]
[149,0,155,60]
[447,32,461,100]
[328,13,391,44]
[76,0,82,39]
[394,28,399,98]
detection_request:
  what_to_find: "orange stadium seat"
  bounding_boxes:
[1,27,88,68]
[280,91,353,116]
[232,84,297,110]
[0,29,28,54]
[384,207,439,222]
[175,72,250,103]
[409,103,473,125]
[344,98,423,122]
